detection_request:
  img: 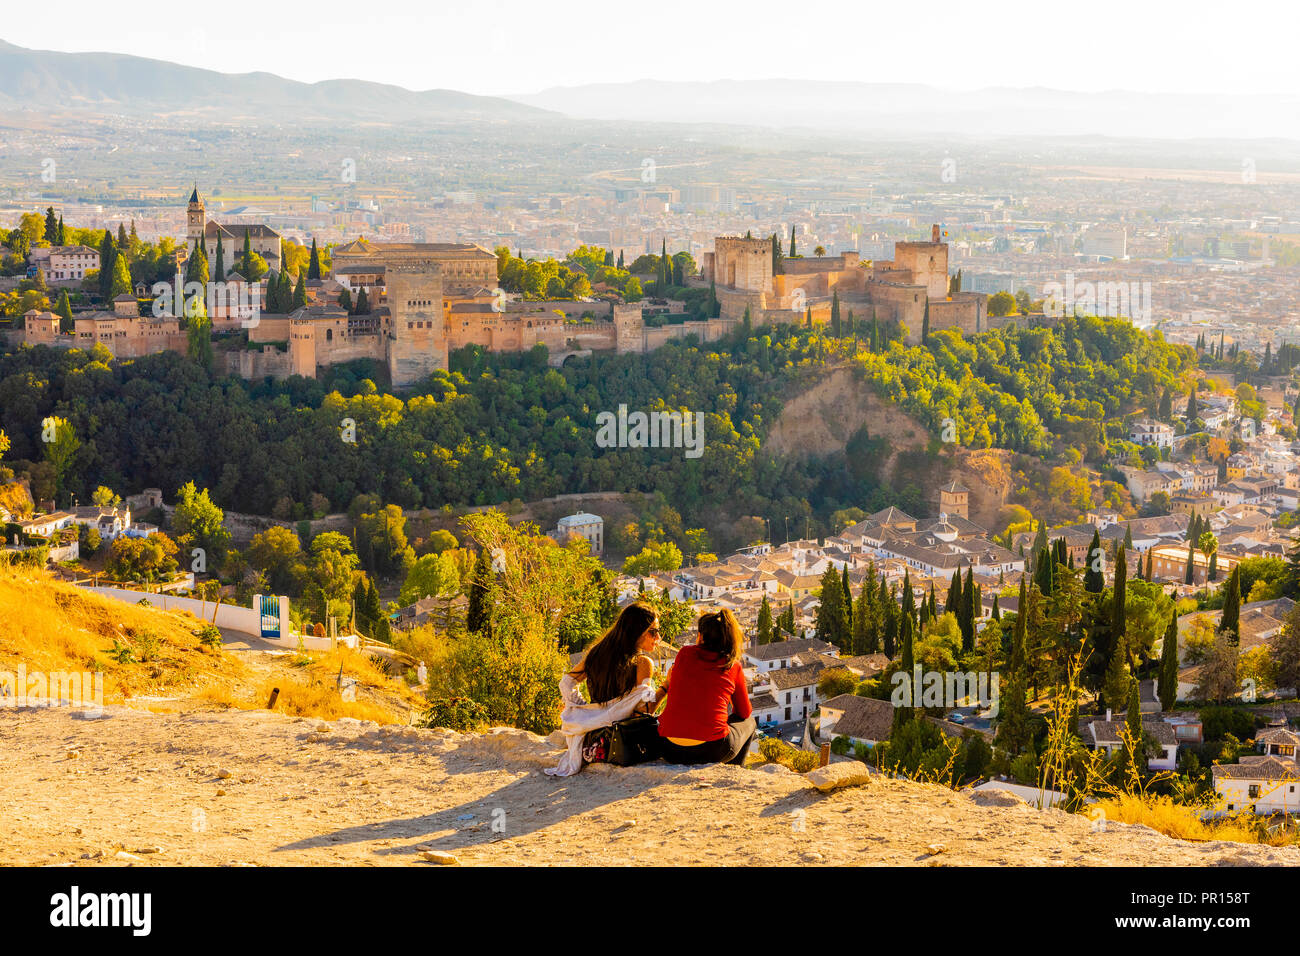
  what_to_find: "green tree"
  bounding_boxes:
[757,592,774,644]
[1219,564,1241,644]
[1158,610,1179,711]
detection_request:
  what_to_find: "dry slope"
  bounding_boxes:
[2,705,1295,867]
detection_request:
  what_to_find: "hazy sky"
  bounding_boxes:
[5,0,1296,97]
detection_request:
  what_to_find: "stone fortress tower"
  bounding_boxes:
[703,224,988,343]
[383,252,448,387]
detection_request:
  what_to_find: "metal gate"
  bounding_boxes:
[258,595,281,638]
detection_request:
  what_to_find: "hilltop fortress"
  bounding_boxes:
[22,203,984,385]
[704,225,989,342]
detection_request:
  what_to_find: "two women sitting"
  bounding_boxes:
[546,602,756,776]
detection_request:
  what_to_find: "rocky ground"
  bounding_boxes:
[3,703,1297,867]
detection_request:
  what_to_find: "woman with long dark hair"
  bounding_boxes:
[569,601,663,709]
[545,601,664,776]
[657,608,756,766]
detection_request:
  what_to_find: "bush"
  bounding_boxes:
[197,624,222,650]
[1200,706,1261,742]
[1009,750,1038,786]
[830,734,850,755]
[421,695,489,732]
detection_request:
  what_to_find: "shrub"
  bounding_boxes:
[1010,750,1038,786]
[421,695,489,732]
[830,734,851,755]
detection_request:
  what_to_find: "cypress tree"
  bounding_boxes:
[991,594,1001,621]
[466,549,494,635]
[308,238,321,280]
[242,231,254,278]
[117,222,128,247]
[1084,528,1104,593]
[921,298,930,343]
[841,565,852,633]
[44,206,59,244]
[893,609,915,729]
[946,568,961,614]
[1220,564,1241,644]
[831,290,841,338]
[960,565,976,652]
[1157,611,1178,711]
[882,585,898,658]
[293,272,308,310]
[757,593,774,644]
[55,289,74,333]
[98,230,116,299]
[1184,542,1195,585]
[1125,678,1145,772]
[816,565,847,650]
[1112,545,1128,664]
[214,232,226,280]
[337,287,353,312]
[789,225,796,258]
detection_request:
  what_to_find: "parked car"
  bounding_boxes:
[947,712,965,723]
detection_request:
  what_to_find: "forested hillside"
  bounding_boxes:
[0,314,1193,544]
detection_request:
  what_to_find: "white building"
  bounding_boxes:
[1130,419,1174,449]
[44,245,101,283]
[1211,756,1299,815]
[555,512,603,554]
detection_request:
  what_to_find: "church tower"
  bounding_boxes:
[187,185,206,255]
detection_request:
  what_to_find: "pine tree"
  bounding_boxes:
[757,593,774,644]
[1157,610,1178,712]
[308,238,321,280]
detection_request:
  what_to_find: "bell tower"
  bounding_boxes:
[187,185,206,255]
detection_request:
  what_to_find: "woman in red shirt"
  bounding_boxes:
[657,608,756,766]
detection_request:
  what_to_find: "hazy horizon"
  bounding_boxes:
[3,0,1299,99]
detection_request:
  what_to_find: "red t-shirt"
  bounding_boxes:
[657,644,751,742]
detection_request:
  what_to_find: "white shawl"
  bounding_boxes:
[544,673,656,777]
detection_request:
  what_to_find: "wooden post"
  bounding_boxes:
[266,687,280,710]
[819,743,830,768]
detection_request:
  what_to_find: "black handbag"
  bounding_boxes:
[606,713,662,766]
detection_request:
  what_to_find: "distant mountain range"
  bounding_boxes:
[0,40,549,123]
[3,40,1295,141]
[510,79,1300,141]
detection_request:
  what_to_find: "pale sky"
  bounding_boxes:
[4,0,1297,98]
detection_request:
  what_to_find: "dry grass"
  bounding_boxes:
[256,678,398,724]
[1095,793,1300,847]
[0,565,420,724]
[0,564,245,701]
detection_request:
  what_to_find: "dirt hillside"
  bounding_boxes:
[2,705,1295,867]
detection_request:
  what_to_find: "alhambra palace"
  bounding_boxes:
[23,190,988,387]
